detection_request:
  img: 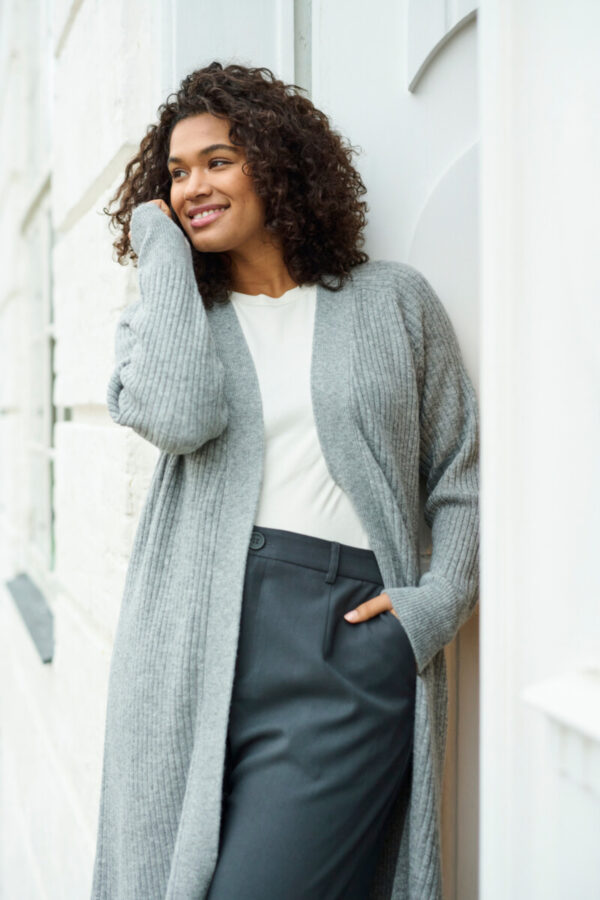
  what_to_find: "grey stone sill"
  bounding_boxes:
[4,572,54,664]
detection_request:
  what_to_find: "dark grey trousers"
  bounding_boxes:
[206,525,416,900]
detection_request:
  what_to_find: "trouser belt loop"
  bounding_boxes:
[325,542,341,584]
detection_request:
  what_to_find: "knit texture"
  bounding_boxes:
[92,201,480,899]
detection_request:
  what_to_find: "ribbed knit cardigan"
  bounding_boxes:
[91,201,480,900]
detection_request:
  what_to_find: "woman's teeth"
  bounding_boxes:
[192,207,226,220]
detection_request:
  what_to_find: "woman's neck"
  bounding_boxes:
[227,237,298,298]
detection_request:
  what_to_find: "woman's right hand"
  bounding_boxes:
[147,198,173,219]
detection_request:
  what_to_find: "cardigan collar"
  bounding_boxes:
[207,280,353,482]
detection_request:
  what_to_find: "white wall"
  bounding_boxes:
[478,0,600,897]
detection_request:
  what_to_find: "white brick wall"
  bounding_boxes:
[53,182,137,410]
[52,0,162,230]
[1,0,163,894]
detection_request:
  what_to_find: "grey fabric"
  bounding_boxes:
[207,525,415,899]
[92,201,480,899]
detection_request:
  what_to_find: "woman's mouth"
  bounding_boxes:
[189,207,228,229]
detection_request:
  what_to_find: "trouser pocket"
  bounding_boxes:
[323,577,417,697]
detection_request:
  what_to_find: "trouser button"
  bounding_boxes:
[249,530,265,550]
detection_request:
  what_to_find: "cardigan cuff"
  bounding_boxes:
[384,571,473,675]
[130,201,191,256]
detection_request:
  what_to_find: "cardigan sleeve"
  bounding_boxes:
[385,266,480,675]
[106,202,229,454]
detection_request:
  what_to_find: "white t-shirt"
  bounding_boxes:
[229,283,372,550]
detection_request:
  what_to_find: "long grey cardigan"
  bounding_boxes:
[91,201,480,899]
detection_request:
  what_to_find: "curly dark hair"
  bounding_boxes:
[104,61,370,308]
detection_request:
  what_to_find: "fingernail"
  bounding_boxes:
[344,610,359,622]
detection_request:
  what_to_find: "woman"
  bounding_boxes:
[92,62,479,900]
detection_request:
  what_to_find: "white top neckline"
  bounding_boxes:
[229,284,312,307]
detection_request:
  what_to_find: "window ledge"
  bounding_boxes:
[521,666,600,744]
[521,667,600,796]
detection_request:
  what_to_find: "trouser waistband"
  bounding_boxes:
[247,525,383,585]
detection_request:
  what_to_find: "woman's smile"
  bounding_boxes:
[188,205,229,228]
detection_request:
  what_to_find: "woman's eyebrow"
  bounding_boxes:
[168,144,240,164]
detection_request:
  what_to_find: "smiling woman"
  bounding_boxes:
[95,60,480,900]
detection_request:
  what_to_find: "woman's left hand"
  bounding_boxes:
[344,592,417,674]
[343,591,399,622]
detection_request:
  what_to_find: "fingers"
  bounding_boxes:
[148,198,173,219]
[343,592,391,623]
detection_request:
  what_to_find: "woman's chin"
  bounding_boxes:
[190,232,236,255]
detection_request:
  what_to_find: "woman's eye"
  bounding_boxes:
[170,160,230,180]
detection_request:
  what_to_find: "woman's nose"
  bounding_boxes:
[183,173,212,199]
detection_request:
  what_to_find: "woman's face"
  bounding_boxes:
[167,113,270,258]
